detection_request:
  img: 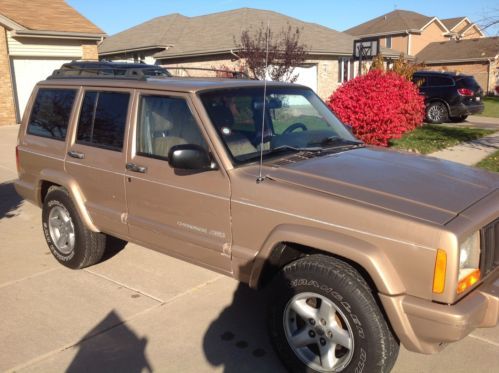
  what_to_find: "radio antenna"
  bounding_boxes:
[256,21,270,184]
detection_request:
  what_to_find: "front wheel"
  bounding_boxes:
[268,255,399,372]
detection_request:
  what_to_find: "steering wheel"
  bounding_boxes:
[282,122,308,134]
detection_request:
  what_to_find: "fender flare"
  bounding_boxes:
[38,169,100,233]
[248,224,405,295]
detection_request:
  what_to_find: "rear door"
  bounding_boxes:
[124,90,232,273]
[65,88,132,237]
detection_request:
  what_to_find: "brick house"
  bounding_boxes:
[98,8,399,100]
[0,0,105,125]
[416,37,499,94]
[345,10,485,57]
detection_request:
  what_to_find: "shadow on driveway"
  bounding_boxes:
[0,182,23,220]
[67,311,152,372]
[203,283,286,373]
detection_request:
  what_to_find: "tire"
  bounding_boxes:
[425,102,449,124]
[42,186,106,269]
[268,255,399,373]
[450,115,468,123]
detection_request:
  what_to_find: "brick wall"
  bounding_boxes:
[82,43,98,60]
[0,25,16,125]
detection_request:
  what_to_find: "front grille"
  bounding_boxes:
[480,218,499,276]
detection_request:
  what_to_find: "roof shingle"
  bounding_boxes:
[416,37,499,63]
[99,8,358,58]
[440,17,467,31]
[344,9,435,36]
[0,0,104,34]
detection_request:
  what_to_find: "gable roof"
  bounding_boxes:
[416,37,499,63]
[440,17,467,31]
[100,8,400,59]
[344,10,440,36]
[0,0,104,35]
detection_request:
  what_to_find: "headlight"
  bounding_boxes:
[457,231,481,293]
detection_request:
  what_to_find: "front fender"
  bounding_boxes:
[248,224,405,295]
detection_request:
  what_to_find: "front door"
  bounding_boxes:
[125,91,232,273]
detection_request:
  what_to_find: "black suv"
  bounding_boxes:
[412,71,484,123]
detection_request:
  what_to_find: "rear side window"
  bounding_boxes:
[27,88,76,140]
[456,77,480,90]
[76,91,130,151]
[428,76,454,87]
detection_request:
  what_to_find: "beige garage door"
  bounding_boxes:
[11,58,72,121]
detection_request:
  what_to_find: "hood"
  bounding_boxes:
[265,147,499,225]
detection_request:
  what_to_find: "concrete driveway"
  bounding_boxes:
[0,124,498,372]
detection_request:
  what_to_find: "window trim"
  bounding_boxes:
[26,87,78,142]
[386,36,392,49]
[133,91,213,163]
[75,89,132,152]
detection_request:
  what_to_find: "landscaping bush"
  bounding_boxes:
[327,70,425,146]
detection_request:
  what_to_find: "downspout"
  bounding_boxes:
[230,49,241,60]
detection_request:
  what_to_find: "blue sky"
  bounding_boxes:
[67,0,498,35]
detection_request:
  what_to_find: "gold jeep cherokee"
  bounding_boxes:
[15,62,499,373]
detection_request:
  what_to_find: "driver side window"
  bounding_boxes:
[136,95,207,160]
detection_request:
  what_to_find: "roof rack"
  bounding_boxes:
[167,66,252,80]
[48,61,171,80]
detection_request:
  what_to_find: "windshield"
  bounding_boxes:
[199,87,359,164]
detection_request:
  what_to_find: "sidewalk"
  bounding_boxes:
[429,131,499,166]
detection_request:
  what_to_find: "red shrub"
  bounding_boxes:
[327,70,425,146]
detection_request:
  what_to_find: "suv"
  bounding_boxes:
[15,63,499,373]
[412,71,484,123]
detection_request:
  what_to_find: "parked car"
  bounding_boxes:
[15,62,499,373]
[412,71,484,123]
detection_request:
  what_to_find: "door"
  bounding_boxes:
[11,58,73,121]
[293,65,318,93]
[125,91,232,273]
[65,89,131,237]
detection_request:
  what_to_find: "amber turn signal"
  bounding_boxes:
[457,269,481,294]
[432,249,447,294]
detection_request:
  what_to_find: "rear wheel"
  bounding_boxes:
[42,186,106,269]
[426,102,449,123]
[268,255,399,372]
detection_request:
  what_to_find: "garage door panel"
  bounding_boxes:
[11,58,72,122]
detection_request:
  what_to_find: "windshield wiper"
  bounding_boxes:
[320,136,364,148]
[269,145,324,154]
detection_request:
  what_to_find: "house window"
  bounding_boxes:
[386,36,392,49]
[338,58,351,84]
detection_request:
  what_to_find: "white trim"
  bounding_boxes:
[0,14,26,30]
[11,29,104,41]
[449,17,470,32]
[407,33,412,56]
[461,24,485,38]
[420,17,450,33]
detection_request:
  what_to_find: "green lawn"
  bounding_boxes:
[390,125,494,154]
[475,150,499,172]
[479,96,499,118]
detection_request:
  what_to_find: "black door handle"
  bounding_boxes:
[126,162,147,173]
[67,150,85,159]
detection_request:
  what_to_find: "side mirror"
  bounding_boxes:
[168,144,213,170]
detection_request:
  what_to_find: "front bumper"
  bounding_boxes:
[380,267,499,354]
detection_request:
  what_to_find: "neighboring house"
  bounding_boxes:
[441,17,485,40]
[99,8,399,99]
[416,37,499,94]
[0,0,105,125]
[345,10,485,57]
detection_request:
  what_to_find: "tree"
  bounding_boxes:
[369,53,424,81]
[236,23,308,82]
[328,70,425,146]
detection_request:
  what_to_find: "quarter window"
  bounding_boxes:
[136,95,207,160]
[76,91,130,151]
[27,88,76,140]
[429,76,454,87]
